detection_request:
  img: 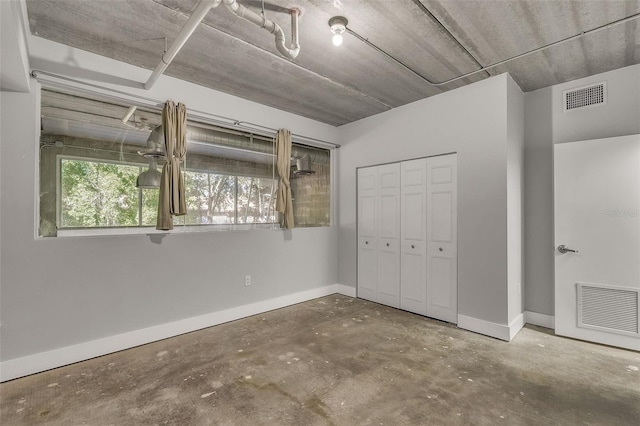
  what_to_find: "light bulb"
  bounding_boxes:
[329,16,348,47]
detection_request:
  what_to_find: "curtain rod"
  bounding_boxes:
[30,69,340,149]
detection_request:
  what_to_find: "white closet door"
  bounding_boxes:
[400,158,428,315]
[357,166,378,303]
[426,154,458,323]
[376,163,401,307]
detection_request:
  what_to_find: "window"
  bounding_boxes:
[182,172,277,225]
[59,158,158,228]
[58,159,277,229]
[38,89,330,237]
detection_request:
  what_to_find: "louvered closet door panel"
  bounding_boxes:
[376,163,401,308]
[400,158,428,315]
[357,166,378,302]
[426,154,458,323]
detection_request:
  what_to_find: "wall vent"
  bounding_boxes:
[577,283,639,337]
[563,81,606,111]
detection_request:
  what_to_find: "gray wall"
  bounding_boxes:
[338,74,513,326]
[0,0,31,92]
[0,37,340,362]
[523,64,640,316]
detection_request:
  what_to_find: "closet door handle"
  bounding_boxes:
[386,243,390,247]
[439,247,443,252]
[411,244,415,249]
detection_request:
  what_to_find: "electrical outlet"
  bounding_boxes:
[245,275,251,286]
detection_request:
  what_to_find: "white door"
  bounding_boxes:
[555,135,640,351]
[426,154,458,323]
[357,166,378,303]
[376,163,401,308]
[400,158,428,315]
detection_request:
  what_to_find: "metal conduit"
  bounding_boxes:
[348,11,640,87]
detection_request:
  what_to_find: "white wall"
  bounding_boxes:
[506,76,524,325]
[0,37,340,371]
[524,64,640,316]
[338,74,514,328]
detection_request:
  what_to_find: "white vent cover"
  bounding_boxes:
[577,283,639,337]
[563,81,607,111]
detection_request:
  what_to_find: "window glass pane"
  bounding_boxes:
[141,189,159,226]
[290,144,331,227]
[237,177,277,224]
[60,159,140,228]
[184,172,235,225]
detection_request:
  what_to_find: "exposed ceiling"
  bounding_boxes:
[27,0,640,126]
[40,89,282,164]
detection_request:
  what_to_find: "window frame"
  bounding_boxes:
[56,154,151,230]
[37,85,334,239]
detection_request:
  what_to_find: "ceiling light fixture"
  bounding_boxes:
[136,157,162,189]
[328,16,348,47]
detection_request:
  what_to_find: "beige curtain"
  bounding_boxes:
[157,101,188,230]
[173,103,187,216]
[275,128,295,229]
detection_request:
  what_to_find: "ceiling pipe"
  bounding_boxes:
[145,0,222,90]
[145,0,301,90]
[222,0,300,59]
[120,105,138,123]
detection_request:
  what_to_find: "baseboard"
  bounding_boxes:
[524,311,555,329]
[0,284,344,382]
[334,283,356,297]
[457,314,511,341]
[457,311,556,342]
[508,313,525,340]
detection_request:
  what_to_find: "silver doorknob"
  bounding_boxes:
[558,245,579,254]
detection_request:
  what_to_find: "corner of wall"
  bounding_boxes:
[507,74,525,324]
[0,0,32,92]
[524,311,555,329]
[334,283,356,297]
[457,315,512,341]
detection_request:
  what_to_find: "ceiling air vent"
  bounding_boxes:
[577,283,639,337]
[563,81,606,112]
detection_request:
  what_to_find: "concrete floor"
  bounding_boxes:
[1,295,639,425]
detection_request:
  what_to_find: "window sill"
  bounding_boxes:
[53,223,283,238]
